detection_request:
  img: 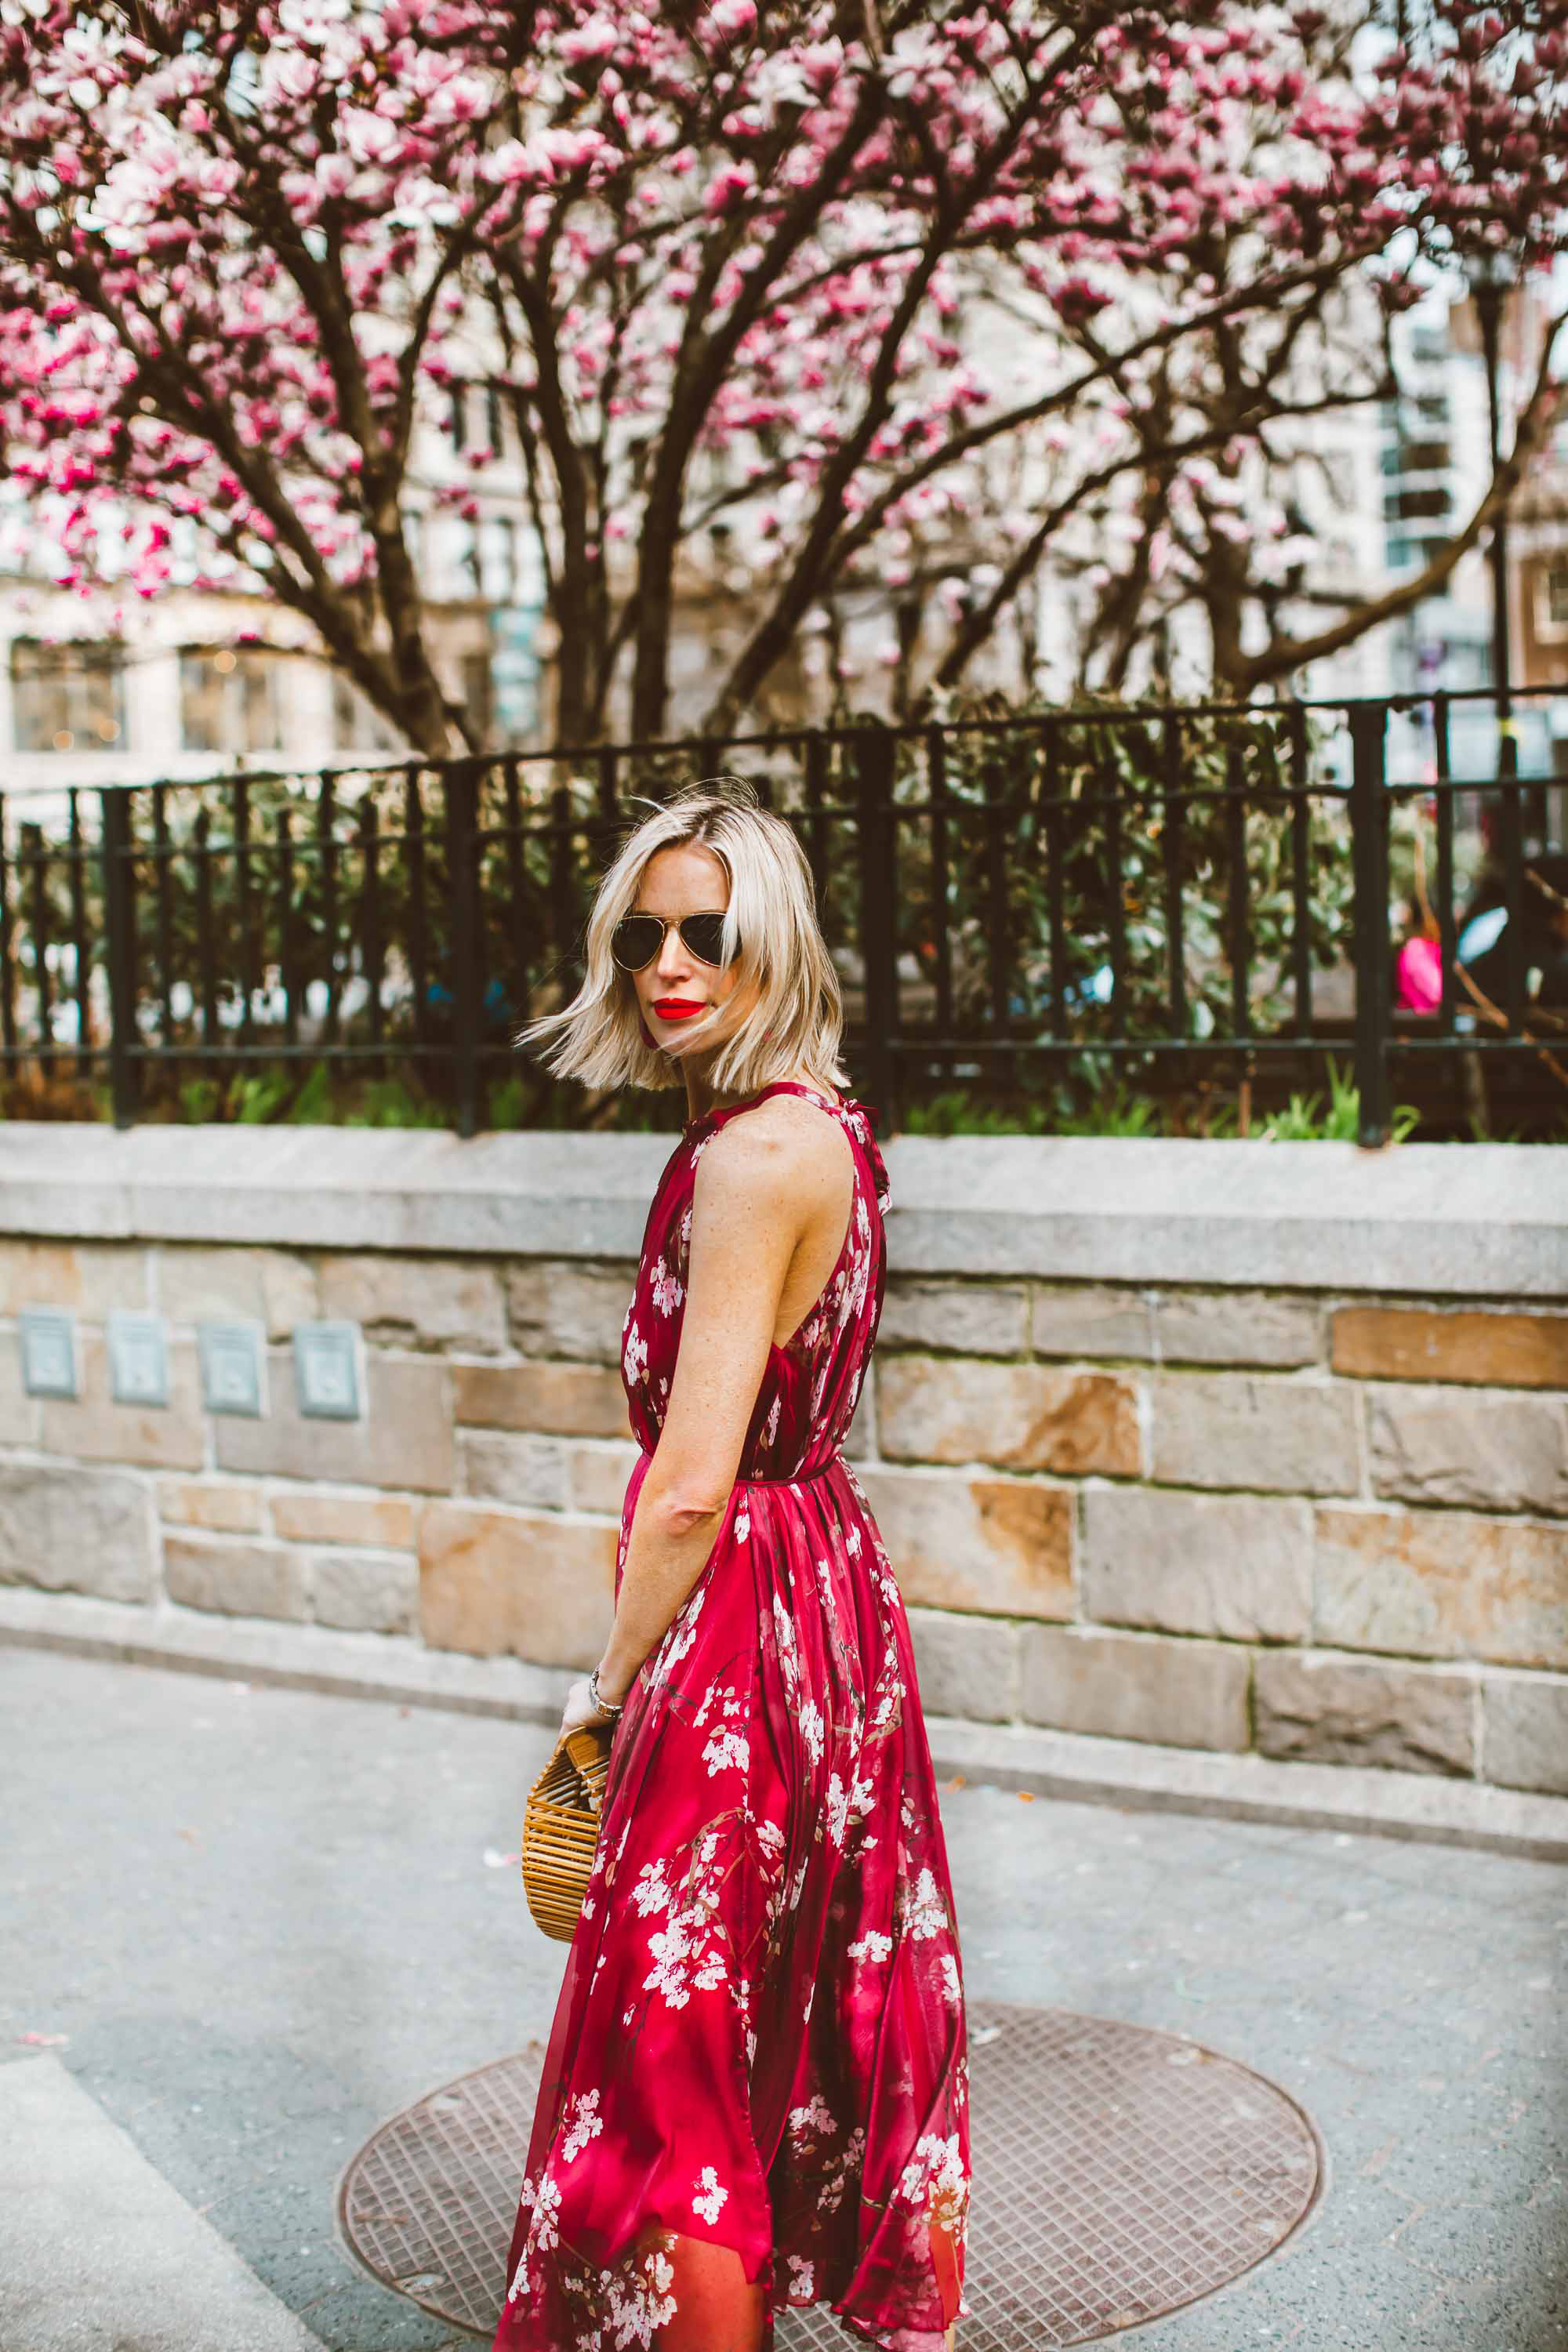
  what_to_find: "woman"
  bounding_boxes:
[493,777,971,2352]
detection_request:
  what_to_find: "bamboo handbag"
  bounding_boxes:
[521,1720,615,1942]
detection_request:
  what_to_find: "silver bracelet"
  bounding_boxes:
[588,1666,624,1720]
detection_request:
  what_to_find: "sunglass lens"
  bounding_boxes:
[681,913,730,964]
[611,915,663,971]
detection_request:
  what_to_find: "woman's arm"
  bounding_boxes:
[581,1119,811,1715]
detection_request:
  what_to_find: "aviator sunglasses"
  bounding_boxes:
[610,909,736,972]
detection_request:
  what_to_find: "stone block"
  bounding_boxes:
[0,1461,152,1602]
[41,1338,205,1472]
[158,1480,264,1536]
[1154,1290,1323,1369]
[1083,1487,1313,1642]
[163,1534,308,1622]
[568,1443,642,1518]
[1020,1624,1252,1751]
[311,1548,419,1635]
[880,1278,1029,1356]
[419,1503,616,1666]
[1332,1306,1568,1389]
[1315,1505,1568,1671]
[1149,1374,1359,1496]
[851,1465,1073,1620]
[1030,1287,1155,1362]
[877,1356,1140,1476]
[1482,1673,1568,1797]
[154,1247,316,1341]
[906,1607,1023,1722]
[452,1359,629,1440]
[505,1262,637,1365]
[0,1240,147,1317]
[267,1492,418,1548]
[215,1355,454,1492]
[1367,1389,1568,1516]
[461,1431,570,1511]
[1254,1650,1477,1777]
[317,1254,506,1355]
[0,1342,38,1446]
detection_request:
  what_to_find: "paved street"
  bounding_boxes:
[2,1646,1564,2352]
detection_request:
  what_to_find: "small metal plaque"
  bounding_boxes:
[19,1307,78,1401]
[293,1321,362,1421]
[198,1320,267,1418]
[107,1311,170,1407]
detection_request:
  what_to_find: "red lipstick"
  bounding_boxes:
[652,999,705,1021]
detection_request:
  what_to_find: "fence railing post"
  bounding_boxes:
[446,759,484,1138]
[100,786,139,1129]
[1348,704,1391,1149]
[854,721,898,1132]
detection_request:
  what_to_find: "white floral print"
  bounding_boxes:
[622,1318,648,1389]
[797,1699,825,1767]
[561,2089,604,2164]
[902,1865,949,1942]
[691,2165,728,2223]
[848,1929,893,1964]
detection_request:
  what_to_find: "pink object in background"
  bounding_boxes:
[1396,935,1443,1012]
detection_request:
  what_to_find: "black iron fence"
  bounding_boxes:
[3,688,1565,1145]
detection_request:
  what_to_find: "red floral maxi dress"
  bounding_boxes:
[493,1082,971,2352]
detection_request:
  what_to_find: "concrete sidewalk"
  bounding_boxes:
[2,1646,1564,2352]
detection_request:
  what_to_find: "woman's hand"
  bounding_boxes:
[559,1673,621,1737]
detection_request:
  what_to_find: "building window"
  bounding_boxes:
[180,648,280,755]
[11,638,125,753]
[331,673,407,754]
[1539,562,1568,637]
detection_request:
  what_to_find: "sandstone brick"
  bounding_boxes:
[505,1262,637,1366]
[877,1356,1139,1476]
[452,1359,629,1440]
[851,1465,1073,1619]
[1367,1389,1568,1516]
[1314,1506,1568,1670]
[267,1491,418,1548]
[0,1240,147,1317]
[1020,1624,1252,1751]
[163,1534,308,1621]
[318,1254,506,1355]
[0,1461,152,1602]
[461,1431,570,1510]
[215,1355,454,1492]
[158,1479,264,1535]
[0,1342,38,1446]
[1154,1290,1323,1370]
[419,1503,616,1666]
[154,1247,315,1341]
[1030,1287,1155,1361]
[1254,1650,1476,1777]
[906,1607,1023,1722]
[568,1442,643,1517]
[311,1548,419,1635]
[1149,1374,1359,1496]
[1083,1487,1312,1642]
[1482,1672,1568,1797]
[1332,1307,1568,1389]
[41,1338,205,1472]
[880,1278,1029,1356]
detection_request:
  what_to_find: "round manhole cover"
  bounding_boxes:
[339,2001,1321,2344]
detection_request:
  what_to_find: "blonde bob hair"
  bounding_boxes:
[517,775,851,1099]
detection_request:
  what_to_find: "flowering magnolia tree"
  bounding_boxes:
[1,0,1563,754]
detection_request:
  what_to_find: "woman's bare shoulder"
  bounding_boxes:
[693,1092,854,1220]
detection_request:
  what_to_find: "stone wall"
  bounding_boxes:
[0,1124,1563,1799]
